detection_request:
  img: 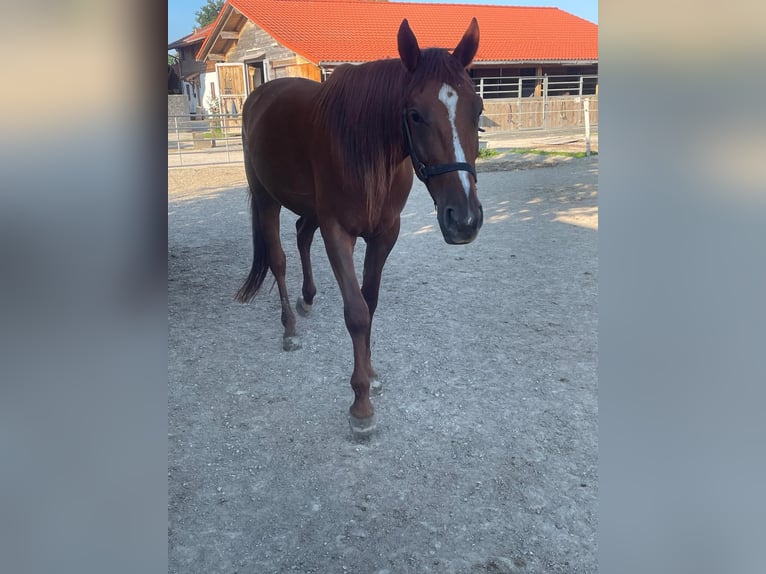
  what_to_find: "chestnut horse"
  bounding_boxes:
[236,19,484,436]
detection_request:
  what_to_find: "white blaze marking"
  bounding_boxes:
[438,83,471,196]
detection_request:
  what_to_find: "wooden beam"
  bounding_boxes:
[271,57,297,68]
[220,31,239,40]
[208,54,226,61]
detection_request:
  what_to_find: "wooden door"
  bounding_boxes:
[216,63,246,129]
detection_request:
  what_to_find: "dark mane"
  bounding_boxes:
[313,59,408,225]
[312,49,471,225]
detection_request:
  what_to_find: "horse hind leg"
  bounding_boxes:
[295,216,318,317]
[237,171,301,351]
[259,200,301,351]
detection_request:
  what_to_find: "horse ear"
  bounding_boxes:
[452,18,480,68]
[397,19,421,72]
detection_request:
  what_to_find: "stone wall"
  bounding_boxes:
[168,95,189,128]
[225,21,295,66]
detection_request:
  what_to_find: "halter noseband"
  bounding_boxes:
[402,109,478,184]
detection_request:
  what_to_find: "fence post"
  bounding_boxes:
[223,113,231,163]
[542,75,548,129]
[584,98,591,157]
[579,76,584,98]
[174,116,183,167]
[479,77,484,99]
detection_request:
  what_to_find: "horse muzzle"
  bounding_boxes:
[436,201,483,244]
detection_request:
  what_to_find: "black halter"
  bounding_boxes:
[402,109,478,184]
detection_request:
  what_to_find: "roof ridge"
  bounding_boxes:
[265,0,562,7]
[197,0,598,65]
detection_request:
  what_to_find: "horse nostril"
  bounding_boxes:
[445,207,457,228]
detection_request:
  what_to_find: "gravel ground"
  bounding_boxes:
[168,156,598,573]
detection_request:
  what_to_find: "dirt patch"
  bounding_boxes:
[169,165,246,199]
[169,158,598,573]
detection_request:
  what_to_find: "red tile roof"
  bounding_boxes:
[168,23,214,50]
[189,23,215,43]
[201,0,597,64]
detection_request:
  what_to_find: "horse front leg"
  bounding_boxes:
[320,220,377,437]
[361,218,401,396]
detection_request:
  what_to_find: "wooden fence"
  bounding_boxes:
[481,95,599,132]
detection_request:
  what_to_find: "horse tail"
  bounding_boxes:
[235,151,269,303]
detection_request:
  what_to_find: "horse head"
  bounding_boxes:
[398,18,484,245]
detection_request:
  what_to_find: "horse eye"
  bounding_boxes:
[409,110,423,124]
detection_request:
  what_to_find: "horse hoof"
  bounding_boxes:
[283,336,302,351]
[296,297,313,317]
[349,413,377,439]
[370,377,383,396]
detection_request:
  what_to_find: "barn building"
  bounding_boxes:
[169,0,598,131]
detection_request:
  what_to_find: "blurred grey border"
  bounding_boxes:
[1,1,764,573]
[0,2,167,574]
[600,1,765,573]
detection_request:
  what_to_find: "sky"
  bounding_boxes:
[168,0,597,45]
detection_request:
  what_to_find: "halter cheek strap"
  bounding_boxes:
[402,110,478,184]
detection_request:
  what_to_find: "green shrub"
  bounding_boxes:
[478,148,499,159]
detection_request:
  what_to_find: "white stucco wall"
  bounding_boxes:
[199,71,221,116]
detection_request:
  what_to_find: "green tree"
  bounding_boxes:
[195,0,225,28]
